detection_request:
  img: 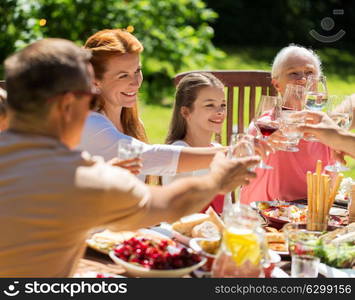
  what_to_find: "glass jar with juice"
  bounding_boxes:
[211,204,268,277]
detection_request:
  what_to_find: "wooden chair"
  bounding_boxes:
[174,70,277,145]
[0,80,5,89]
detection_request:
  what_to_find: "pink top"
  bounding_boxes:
[240,133,333,205]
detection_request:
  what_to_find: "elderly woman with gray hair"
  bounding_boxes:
[240,44,333,205]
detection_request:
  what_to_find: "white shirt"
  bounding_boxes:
[77,112,182,178]
[162,140,220,185]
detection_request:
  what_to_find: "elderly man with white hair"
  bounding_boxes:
[240,44,333,205]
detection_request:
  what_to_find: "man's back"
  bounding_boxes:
[0,132,149,277]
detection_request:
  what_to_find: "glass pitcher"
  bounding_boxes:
[211,204,269,278]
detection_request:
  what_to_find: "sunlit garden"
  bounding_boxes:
[1,0,355,282]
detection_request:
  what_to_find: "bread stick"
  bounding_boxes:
[329,173,344,209]
[307,171,312,230]
[316,160,322,177]
[319,174,325,230]
[323,175,330,227]
[312,173,318,231]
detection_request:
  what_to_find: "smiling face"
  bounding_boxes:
[272,54,319,95]
[95,53,143,108]
[183,86,226,135]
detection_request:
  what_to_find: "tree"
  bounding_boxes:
[0,0,224,103]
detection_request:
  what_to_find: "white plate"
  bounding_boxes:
[109,251,206,278]
[329,207,348,217]
[318,263,355,278]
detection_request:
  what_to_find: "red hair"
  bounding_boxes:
[84,29,148,143]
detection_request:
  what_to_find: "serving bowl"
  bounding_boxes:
[189,238,219,272]
[109,251,206,277]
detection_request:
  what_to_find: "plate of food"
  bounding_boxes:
[261,206,343,230]
[162,207,225,246]
[250,200,305,211]
[264,226,289,256]
[261,205,307,229]
[109,236,206,277]
[316,223,355,277]
[86,228,170,255]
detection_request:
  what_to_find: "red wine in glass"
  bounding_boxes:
[256,122,279,137]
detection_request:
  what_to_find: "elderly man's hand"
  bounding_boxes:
[209,152,259,194]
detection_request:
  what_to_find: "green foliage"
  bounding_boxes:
[0,0,224,103]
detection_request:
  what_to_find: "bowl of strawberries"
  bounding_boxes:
[109,237,206,277]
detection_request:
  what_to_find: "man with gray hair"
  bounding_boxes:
[0,38,258,277]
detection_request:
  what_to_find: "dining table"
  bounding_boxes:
[74,199,351,278]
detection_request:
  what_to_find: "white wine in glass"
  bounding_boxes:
[304,75,328,142]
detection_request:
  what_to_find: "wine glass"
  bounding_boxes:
[278,110,305,152]
[223,133,255,216]
[117,139,144,160]
[304,75,328,142]
[252,95,280,168]
[282,83,307,111]
[277,84,308,151]
[324,95,353,172]
[305,75,328,111]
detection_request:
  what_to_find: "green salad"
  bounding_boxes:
[315,240,355,269]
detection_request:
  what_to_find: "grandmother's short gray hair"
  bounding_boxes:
[271,44,322,79]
